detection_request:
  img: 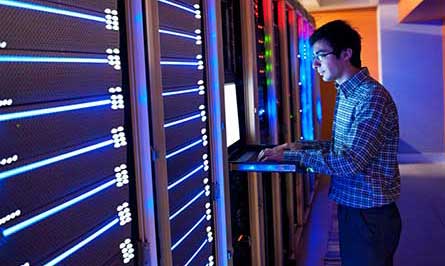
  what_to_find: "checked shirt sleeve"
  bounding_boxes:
[285,89,388,176]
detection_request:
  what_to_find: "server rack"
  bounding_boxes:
[145,0,229,265]
[0,0,137,265]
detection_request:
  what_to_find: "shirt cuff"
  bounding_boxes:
[283,150,303,162]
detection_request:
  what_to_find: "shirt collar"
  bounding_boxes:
[335,67,369,98]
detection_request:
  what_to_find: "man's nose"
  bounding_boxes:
[312,59,320,70]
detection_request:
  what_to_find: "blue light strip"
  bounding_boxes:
[0,0,106,22]
[43,217,119,266]
[160,61,199,66]
[169,190,205,220]
[0,140,114,181]
[159,29,198,40]
[234,163,296,173]
[158,0,196,14]
[0,56,108,63]
[3,179,116,237]
[0,99,111,122]
[184,239,208,266]
[207,1,229,265]
[162,87,201,96]
[168,165,204,190]
[165,139,202,159]
[171,215,206,250]
[164,113,201,128]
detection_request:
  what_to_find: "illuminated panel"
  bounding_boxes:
[0,0,106,22]
[43,217,120,266]
[224,83,241,147]
[231,163,297,173]
[2,179,116,237]
[0,0,134,265]
[157,0,216,264]
[297,16,315,140]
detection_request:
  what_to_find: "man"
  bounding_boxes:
[259,20,401,266]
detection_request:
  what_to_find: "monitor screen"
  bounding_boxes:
[224,83,241,147]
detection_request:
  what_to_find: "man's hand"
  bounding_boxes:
[257,143,290,162]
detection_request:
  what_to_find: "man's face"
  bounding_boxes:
[312,40,343,82]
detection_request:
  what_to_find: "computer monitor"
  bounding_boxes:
[224,83,241,148]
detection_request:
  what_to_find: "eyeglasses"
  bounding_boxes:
[312,51,335,61]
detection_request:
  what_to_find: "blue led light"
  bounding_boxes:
[0,140,114,181]
[258,108,266,116]
[169,190,205,220]
[0,99,111,122]
[162,87,201,96]
[171,215,206,250]
[0,56,108,63]
[168,165,204,190]
[160,60,199,66]
[43,217,119,266]
[3,179,116,237]
[235,163,296,173]
[164,113,201,128]
[184,239,208,266]
[158,0,197,14]
[165,139,203,159]
[159,29,198,40]
[0,0,106,22]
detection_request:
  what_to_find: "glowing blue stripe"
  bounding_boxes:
[184,239,208,266]
[0,0,106,22]
[166,139,202,159]
[0,140,114,181]
[3,179,116,237]
[162,87,201,96]
[169,190,205,220]
[168,165,204,190]
[171,215,206,250]
[235,163,297,173]
[160,61,199,66]
[0,99,111,122]
[207,1,228,265]
[159,29,198,40]
[0,56,108,63]
[43,217,119,266]
[164,113,201,128]
[158,0,196,14]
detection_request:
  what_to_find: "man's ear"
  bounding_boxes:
[341,48,353,62]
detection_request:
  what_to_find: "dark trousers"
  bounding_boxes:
[337,202,402,266]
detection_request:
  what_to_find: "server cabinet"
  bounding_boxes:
[0,0,136,265]
[146,0,229,265]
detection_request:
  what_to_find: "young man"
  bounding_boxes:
[259,20,402,266]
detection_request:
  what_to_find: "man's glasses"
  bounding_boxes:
[312,51,335,61]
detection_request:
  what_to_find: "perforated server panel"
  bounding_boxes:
[157,0,216,265]
[0,1,135,265]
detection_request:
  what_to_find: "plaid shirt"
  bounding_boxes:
[284,68,400,208]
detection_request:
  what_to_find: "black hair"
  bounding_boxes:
[309,20,362,68]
